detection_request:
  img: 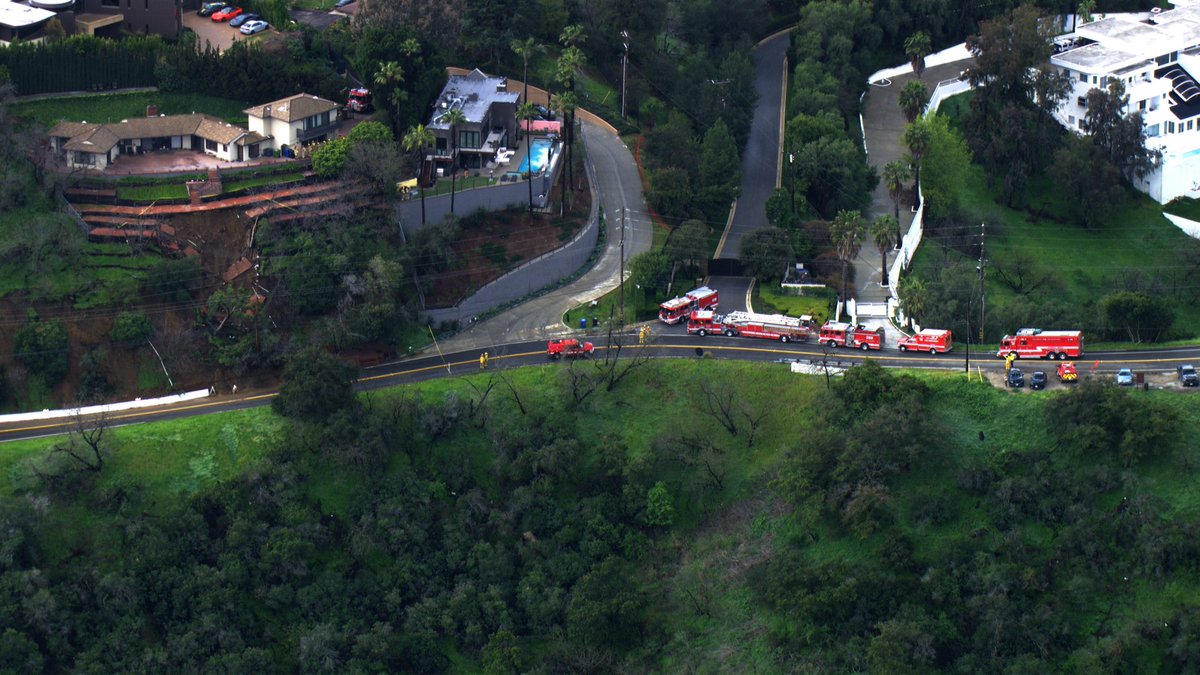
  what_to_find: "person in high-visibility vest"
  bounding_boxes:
[639,325,650,344]
[479,352,489,369]
[1005,353,1016,372]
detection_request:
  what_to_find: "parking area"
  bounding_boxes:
[182,11,274,52]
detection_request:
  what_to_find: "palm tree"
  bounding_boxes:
[898,275,928,330]
[374,61,405,136]
[511,37,541,108]
[881,160,911,246]
[902,120,931,201]
[441,107,467,214]
[517,101,539,212]
[555,43,585,196]
[555,91,579,197]
[400,38,421,57]
[870,215,897,287]
[830,209,865,306]
[402,124,434,225]
[904,31,932,80]
[898,80,929,123]
[1078,0,1096,27]
[559,23,585,48]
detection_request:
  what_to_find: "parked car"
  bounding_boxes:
[1179,364,1199,387]
[212,6,242,21]
[1007,367,1025,388]
[198,2,227,16]
[335,0,354,6]
[229,12,258,26]
[1030,371,1047,390]
[533,104,555,120]
[240,19,270,34]
[1116,368,1135,386]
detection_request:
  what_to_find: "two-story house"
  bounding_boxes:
[427,69,520,178]
[245,93,340,152]
[1051,1,1200,203]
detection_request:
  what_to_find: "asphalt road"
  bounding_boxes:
[716,30,790,259]
[5,336,1200,443]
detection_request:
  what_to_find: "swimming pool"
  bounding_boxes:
[518,139,553,174]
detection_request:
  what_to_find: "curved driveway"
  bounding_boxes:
[432,122,653,355]
[716,31,791,260]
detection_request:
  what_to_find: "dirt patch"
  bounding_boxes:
[427,178,592,307]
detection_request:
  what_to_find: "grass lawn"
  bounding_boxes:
[12,91,252,128]
[116,183,189,201]
[423,174,495,198]
[754,282,836,324]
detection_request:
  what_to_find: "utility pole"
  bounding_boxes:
[619,208,627,326]
[978,222,986,343]
[620,30,630,119]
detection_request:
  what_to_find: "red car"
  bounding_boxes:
[212,6,242,21]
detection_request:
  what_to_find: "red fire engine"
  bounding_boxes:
[818,321,884,351]
[897,328,953,354]
[687,311,813,342]
[719,311,813,343]
[658,286,719,324]
[996,328,1083,360]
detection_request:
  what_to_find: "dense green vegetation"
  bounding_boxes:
[2,359,1199,671]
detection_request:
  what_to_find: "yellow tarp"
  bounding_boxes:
[397,178,419,189]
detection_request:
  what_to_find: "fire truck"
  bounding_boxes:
[689,310,813,342]
[547,338,594,359]
[1056,361,1078,382]
[658,286,719,324]
[996,328,1083,360]
[897,328,953,354]
[818,321,884,351]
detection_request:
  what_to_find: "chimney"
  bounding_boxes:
[263,104,271,119]
[146,104,158,117]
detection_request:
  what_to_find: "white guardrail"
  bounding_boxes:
[0,389,211,425]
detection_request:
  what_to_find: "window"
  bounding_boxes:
[205,138,217,151]
[1068,115,1075,124]
[1189,120,1194,131]
[1140,100,1146,110]
[303,112,329,130]
[1077,96,1087,108]
[459,130,480,148]
[1169,121,1176,133]
[1079,72,1087,83]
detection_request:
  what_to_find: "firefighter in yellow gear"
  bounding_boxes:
[479,352,489,369]
[639,325,651,344]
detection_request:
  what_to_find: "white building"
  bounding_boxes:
[244,93,340,152]
[1051,1,1200,203]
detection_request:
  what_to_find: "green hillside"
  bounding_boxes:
[1,359,1199,672]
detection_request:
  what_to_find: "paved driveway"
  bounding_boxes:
[183,11,274,52]
[716,30,790,260]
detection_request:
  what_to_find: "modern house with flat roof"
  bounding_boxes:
[0,1,54,44]
[5,0,186,40]
[49,113,268,169]
[427,68,520,176]
[1051,0,1200,203]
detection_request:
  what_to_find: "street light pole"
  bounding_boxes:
[620,30,629,119]
[978,222,986,343]
[788,152,795,214]
[619,208,627,326]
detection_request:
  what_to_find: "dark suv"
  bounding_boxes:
[1180,364,1199,387]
